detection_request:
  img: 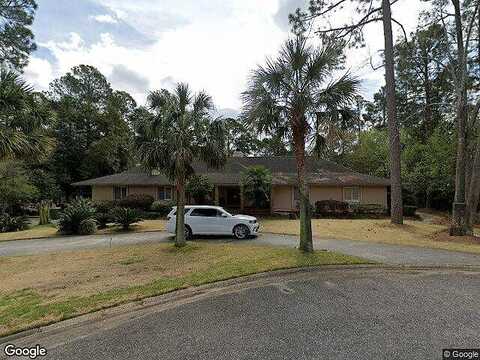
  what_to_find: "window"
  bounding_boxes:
[158,186,172,201]
[344,187,360,203]
[114,186,127,200]
[190,208,220,217]
[293,187,300,201]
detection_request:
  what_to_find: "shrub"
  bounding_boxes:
[150,200,175,216]
[117,194,154,211]
[58,198,96,235]
[78,218,97,235]
[315,200,349,215]
[404,205,417,217]
[0,214,29,233]
[94,201,117,214]
[352,204,386,215]
[113,207,142,230]
[95,212,112,229]
[50,208,61,220]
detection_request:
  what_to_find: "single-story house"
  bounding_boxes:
[72,156,390,214]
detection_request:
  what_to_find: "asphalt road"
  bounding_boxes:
[2,268,479,360]
[1,231,479,267]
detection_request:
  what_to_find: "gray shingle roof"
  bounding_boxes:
[72,156,390,187]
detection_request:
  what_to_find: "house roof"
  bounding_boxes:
[72,156,390,187]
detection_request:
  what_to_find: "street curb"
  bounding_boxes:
[1,264,479,344]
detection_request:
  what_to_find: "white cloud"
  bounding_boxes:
[90,14,118,24]
[24,57,55,91]
[29,0,432,107]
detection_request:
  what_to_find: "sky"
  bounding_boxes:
[25,0,429,117]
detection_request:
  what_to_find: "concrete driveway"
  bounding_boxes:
[2,268,479,360]
[1,231,479,267]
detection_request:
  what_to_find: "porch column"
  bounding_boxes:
[240,184,245,211]
[214,186,219,206]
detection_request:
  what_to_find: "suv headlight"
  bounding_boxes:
[249,219,257,224]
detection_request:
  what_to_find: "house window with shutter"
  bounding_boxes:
[343,187,360,203]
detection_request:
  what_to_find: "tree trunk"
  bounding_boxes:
[175,176,187,247]
[292,119,313,253]
[466,135,480,233]
[466,102,480,233]
[423,60,433,141]
[382,0,403,225]
[450,0,468,236]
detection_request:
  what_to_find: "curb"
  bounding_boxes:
[1,264,479,344]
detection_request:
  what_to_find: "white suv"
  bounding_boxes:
[166,205,259,240]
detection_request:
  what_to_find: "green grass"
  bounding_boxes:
[0,220,167,242]
[0,243,369,337]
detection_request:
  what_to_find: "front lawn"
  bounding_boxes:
[0,242,368,337]
[260,218,480,255]
[0,220,168,242]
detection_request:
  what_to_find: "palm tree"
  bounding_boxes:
[138,83,227,247]
[242,36,359,252]
[0,68,53,160]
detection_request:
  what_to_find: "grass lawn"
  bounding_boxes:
[0,242,367,337]
[0,220,167,242]
[260,217,480,255]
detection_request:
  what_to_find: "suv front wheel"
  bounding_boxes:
[233,224,250,240]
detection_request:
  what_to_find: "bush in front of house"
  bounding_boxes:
[58,198,97,235]
[150,200,175,216]
[94,201,117,213]
[93,201,117,228]
[112,207,143,230]
[78,218,97,235]
[351,203,387,215]
[0,214,29,233]
[118,194,154,211]
[315,200,350,216]
[94,212,112,229]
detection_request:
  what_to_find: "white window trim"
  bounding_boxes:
[343,186,361,203]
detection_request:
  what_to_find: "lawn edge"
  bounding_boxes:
[0,263,378,342]
[3,264,480,343]
[0,229,168,243]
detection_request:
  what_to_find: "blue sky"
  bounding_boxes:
[25,0,427,114]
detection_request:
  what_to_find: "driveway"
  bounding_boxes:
[2,268,479,359]
[1,231,479,267]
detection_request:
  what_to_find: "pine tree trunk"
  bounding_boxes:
[175,176,186,247]
[466,136,480,233]
[423,64,433,141]
[382,0,403,225]
[466,102,480,233]
[292,120,313,253]
[450,0,468,236]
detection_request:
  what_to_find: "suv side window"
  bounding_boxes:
[190,208,219,217]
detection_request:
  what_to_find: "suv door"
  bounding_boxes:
[188,208,221,234]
